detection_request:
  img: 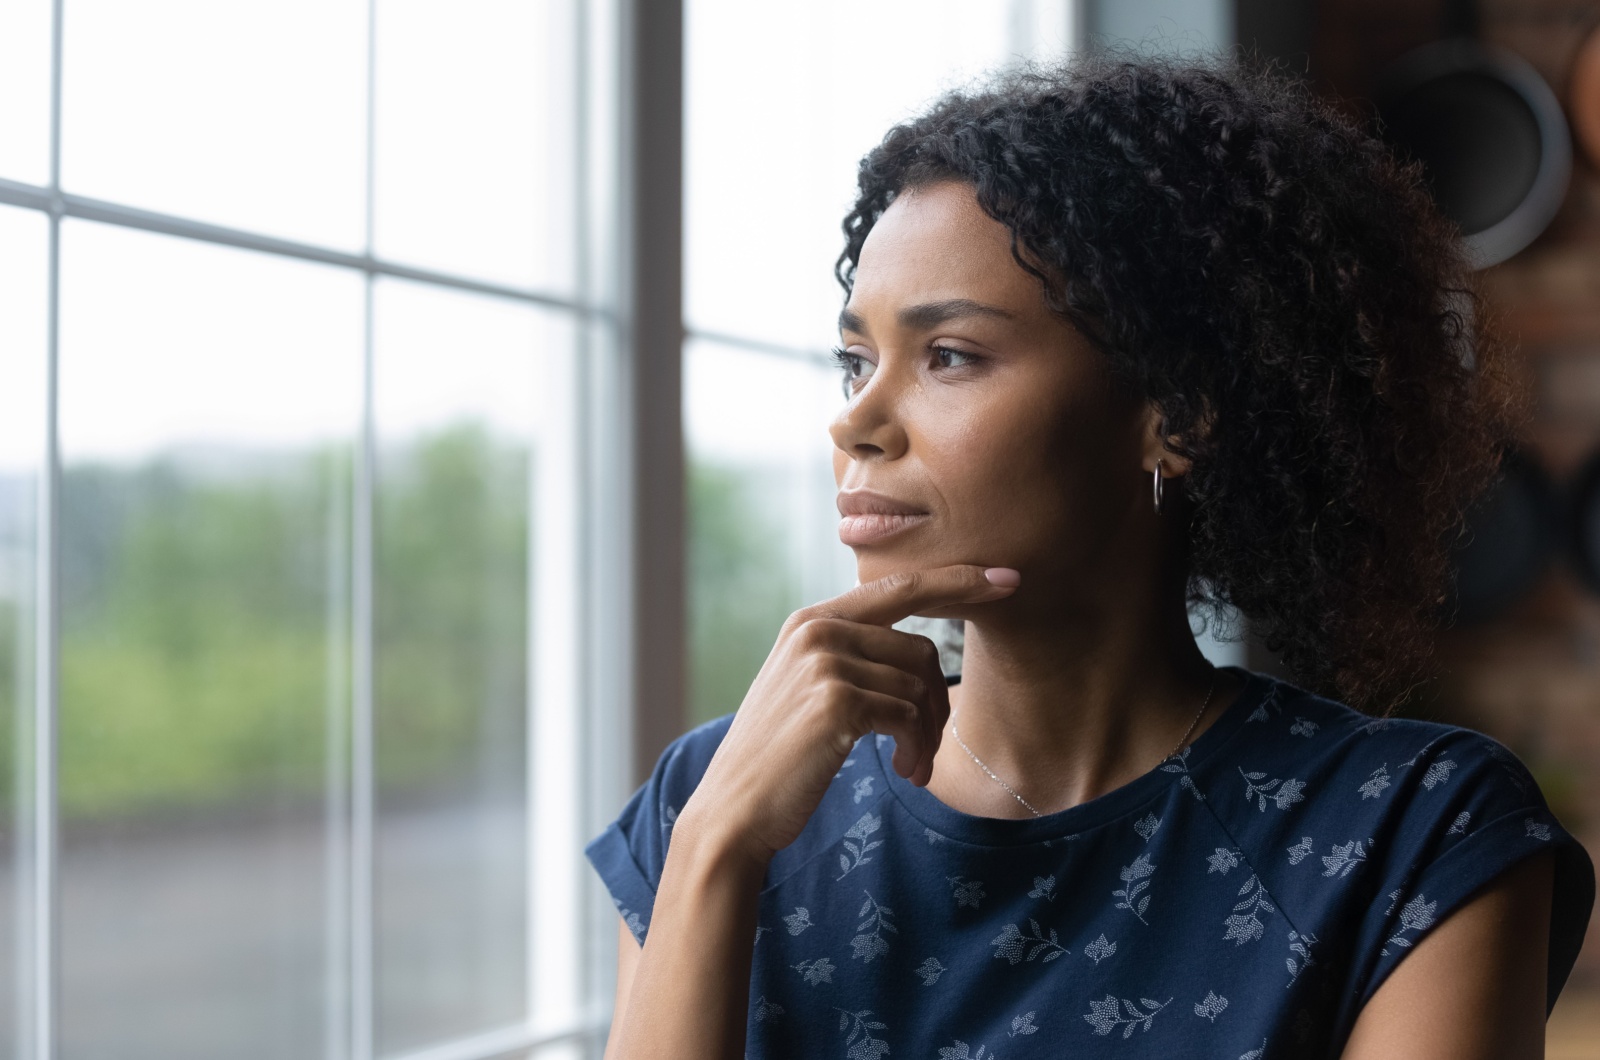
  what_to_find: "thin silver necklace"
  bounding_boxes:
[948,669,1219,818]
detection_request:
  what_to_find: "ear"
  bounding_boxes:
[1138,400,1193,478]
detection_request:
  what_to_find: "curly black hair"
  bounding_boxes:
[836,50,1524,712]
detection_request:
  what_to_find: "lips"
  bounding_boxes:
[836,490,928,517]
[837,490,929,545]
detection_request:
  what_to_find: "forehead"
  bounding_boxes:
[848,181,1043,317]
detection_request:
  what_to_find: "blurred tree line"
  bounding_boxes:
[0,427,801,818]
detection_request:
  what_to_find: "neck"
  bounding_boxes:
[930,578,1236,818]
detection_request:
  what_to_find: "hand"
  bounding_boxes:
[676,564,1021,870]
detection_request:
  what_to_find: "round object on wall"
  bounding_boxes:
[1571,22,1600,170]
[1377,39,1572,269]
[1445,450,1560,625]
[1570,447,1600,595]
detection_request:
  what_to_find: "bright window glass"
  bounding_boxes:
[56,220,363,1059]
[686,0,1061,351]
[372,1,577,293]
[0,0,51,185]
[61,0,368,248]
[371,278,556,1053]
[684,338,856,725]
[0,205,48,1060]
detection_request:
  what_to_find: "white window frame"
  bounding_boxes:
[0,1,668,1058]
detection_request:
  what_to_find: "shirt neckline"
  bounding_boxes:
[872,664,1271,846]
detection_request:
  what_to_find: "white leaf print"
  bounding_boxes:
[1010,1011,1040,1037]
[660,803,679,833]
[1247,686,1282,723]
[1083,995,1170,1037]
[1286,929,1317,987]
[1526,818,1552,841]
[1240,767,1305,811]
[1358,764,1391,799]
[783,907,813,935]
[1207,847,1241,875]
[1286,837,1313,865]
[852,776,876,803]
[850,891,896,963]
[752,995,784,1024]
[937,1041,993,1060]
[832,756,857,780]
[1446,811,1471,835]
[793,958,834,985]
[924,828,946,844]
[835,813,883,879]
[1320,839,1368,878]
[835,1008,890,1060]
[1240,1039,1268,1060]
[1223,875,1274,945]
[1134,812,1161,841]
[1193,991,1229,1022]
[1028,875,1057,900]
[947,875,987,909]
[1113,855,1157,925]
[1420,759,1457,790]
[1289,716,1319,737]
[1084,933,1117,965]
[915,957,946,985]
[1399,895,1436,931]
[1159,746,1206,801]
[753,925,769,946]
[989,919,1067,964]
[1385,892,1437,950]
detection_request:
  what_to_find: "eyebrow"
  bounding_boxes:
[838,298,1014,336]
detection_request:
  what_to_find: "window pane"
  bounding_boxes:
[0,205,48,1060]
[372,279,560,1052]
[61,0,367,249]
[685,0,1024,350]
[685,339,856,725]
[372,1,577,293]
[0,0,50,184]
[57,221,362,1059]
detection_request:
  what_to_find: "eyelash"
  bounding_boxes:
[829,345,980,396]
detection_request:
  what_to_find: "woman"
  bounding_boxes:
[587,53,1594,1058]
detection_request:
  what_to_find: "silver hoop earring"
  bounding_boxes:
[1152,459,1164,515]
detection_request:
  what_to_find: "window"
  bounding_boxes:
[0,2,613,1057]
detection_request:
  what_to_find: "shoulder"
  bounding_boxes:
[1208,675,1542,820]
[1200,674,1594,1021]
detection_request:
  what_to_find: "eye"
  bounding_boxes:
[934,345,979,369]
[830,346,875,398]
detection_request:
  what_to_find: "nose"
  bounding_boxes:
[828,360,910,462]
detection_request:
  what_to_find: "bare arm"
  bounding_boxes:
[601,822,767,1059]
[1341,850,1554,1060]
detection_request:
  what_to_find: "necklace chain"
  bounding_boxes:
[948,669,1219,818]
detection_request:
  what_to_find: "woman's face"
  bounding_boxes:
[830,180,1154,615]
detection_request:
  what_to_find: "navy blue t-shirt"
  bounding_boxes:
[585,666,1594,1058]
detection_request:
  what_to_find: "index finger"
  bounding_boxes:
[807,565,1021,628]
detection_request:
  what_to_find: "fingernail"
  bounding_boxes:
[984,567,1021,587]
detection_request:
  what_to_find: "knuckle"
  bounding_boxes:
[782,606,819,637]
[793,616,840,651]
[881,570,921,597]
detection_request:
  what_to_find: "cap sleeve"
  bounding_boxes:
[583,713,735,945]
[1353,727,1594,1014]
